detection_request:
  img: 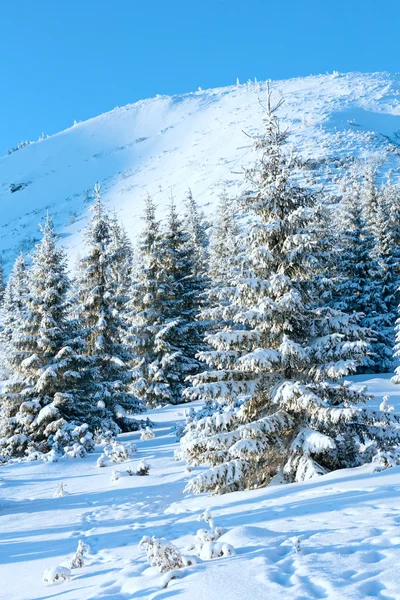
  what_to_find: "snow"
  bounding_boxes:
[0,375,399,598]
[1,72,400,271]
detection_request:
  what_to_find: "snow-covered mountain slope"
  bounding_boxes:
[1,71,400,269]
[0,374,400,600]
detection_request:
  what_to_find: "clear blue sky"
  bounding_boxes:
[0,0,399,153]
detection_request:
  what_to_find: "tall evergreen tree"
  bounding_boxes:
[157,197,206,402]
[363,164,380,228]
[0,216,96,459]
[384,177,400,256]
[179,91,398,494]
[332,171,377,370]
[76,186,143,432]
[332,167,399,373]
[129,195,206,406]
[128,195,171,407]
[208,189,242,288]
[1,252,29,351]
[201,189,243,330]
[369,186,400,370]
[183,188,209,277]
[0,261,5,305]
[109,211,134,308]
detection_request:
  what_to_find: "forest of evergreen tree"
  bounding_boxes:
[1,92,400,493]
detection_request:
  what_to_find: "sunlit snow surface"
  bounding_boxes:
[0,374,400,599]
[1,72,400,270]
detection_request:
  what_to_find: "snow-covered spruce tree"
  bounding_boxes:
[75,185,143,432]
[183,188,209,278]
[384,176,400,258]
[201,188,244,330]
[180,91,399,494]
[182,188,211,337]
[0,261,5,304]
[109,211,134,309]
[368,182,400,372]
[128,195,172,407]
[387,179,400,383]
[334,168,400,372]
[0,252,29,359]
[155,197,208,403]
[209,189,242,294]
[362,166,398,372]
[130,196,207,406]
[331,170,378,371]
[0,216,96,459]
[363,164,380,230]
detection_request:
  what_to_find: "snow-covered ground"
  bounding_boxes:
[1,374,400,599]
[1,71,400,270]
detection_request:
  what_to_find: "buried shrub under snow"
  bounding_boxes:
[43,540,90,585]
[43,565,71,585]
[140,510,235,582]
[185,510,235,559]
[140,426,155,441]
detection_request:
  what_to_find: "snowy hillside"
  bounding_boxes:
[0,374,400,600]
[1,71,400,269]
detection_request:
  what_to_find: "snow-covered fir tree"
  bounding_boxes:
[208,189,242,289]
[332,165,400,373]
[109,211,134,308]
[387,178,400,383]
[0,216,96,459]
[129,195,207,406]
[182,188,211,336]
[0,261,5,304]
[75,185,143,432]
[201,188,244,330]
[369,181,400,371]
[383,176,400,259]
[332,170,377,370]
[128,195,171,407]
[363,164,380,229]
[179,91,400,494]
[0,252,29,354]
[183,188,209,277]
[156,197,206,402]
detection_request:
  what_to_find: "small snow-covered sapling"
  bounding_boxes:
[380,395,394,413]
[291,537,301,553]
[94,427,116,445]
[104,441,137,463]
[96,454,106,468]
[198,509,215,529]
[64,442,86,459]
[186,510,229,556]
[140,426,155,441]
[70,540,90,569]
[110,470,121,483]
[136,459,150,476]
[139,536,184,573]
[54,482,69,497]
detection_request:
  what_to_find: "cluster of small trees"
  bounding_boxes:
[1,90,400,490]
